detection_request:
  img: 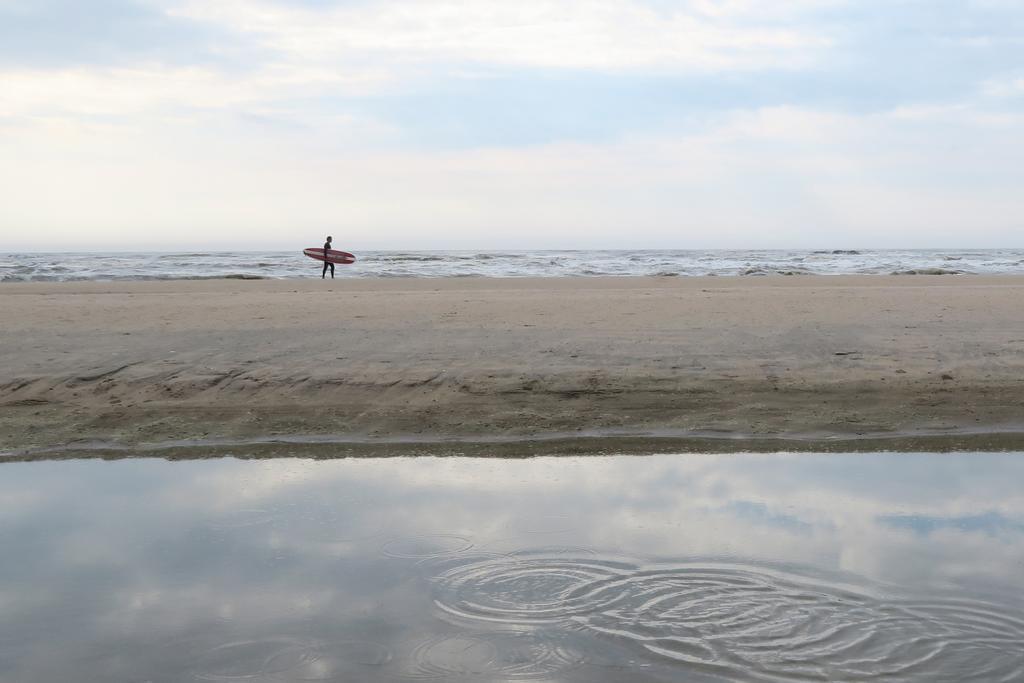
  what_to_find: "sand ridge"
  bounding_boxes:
[2,275,1024,452]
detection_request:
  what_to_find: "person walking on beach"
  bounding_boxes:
[322,235,334,279]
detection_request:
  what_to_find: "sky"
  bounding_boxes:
[1,0,1023,251]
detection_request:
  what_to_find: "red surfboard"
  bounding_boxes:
[303,248,356,265]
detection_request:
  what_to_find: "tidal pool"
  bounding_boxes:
[0,453,1022,682]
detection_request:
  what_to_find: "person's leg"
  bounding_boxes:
[322,260,328,278]
[330,262,335,279]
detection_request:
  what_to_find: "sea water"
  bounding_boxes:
[3,248,1024,281]
[0,452,1021,682]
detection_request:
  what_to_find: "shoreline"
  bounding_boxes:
[5,248,1022,282]
[5,271,1019,291]
[6,426,1024,462]
[4,275,1024,454]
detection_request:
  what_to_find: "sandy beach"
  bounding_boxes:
[2,275,1024,454]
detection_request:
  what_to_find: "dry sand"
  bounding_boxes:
[2,275,1024,454]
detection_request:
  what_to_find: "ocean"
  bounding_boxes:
[2,249,1024,282]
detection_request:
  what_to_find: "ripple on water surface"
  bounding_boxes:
[193,638,392,681]
[431,555,1024,681]
[265,640,393,679]
[193,637,316,680]
[432,552,633,624]
[380,534,475,559]
[401,631,585,680]
[204,508,282,531]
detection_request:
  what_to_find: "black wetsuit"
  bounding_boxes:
[322,241,334,279]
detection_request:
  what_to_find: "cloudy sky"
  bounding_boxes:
[1,0,1023,250]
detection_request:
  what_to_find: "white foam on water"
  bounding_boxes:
[4,249,1024,281]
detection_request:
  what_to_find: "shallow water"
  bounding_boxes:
[0,453,1022,682]
[4,248,1024,280]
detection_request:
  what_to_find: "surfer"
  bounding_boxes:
[322,236,334,279]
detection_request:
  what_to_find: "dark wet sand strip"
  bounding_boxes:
[6,428,1024,462]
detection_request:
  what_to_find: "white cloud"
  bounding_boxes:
[169,0,832,74]
[0,64,388,119]
[0,1,841,128]
[1,0,1022,249]
[982,75,1024,98]
[2,100,1022,249]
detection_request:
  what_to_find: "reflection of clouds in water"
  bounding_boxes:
[433,554,633,624]
[0,485,46,515]
[0,454,1022,681]
[432,554,1024,681]
[718,500,818,534]
[881,511,1024,535]
[190,636,396,681]
[127,455,1024,582]
[381,534,475,559]
[193,637,316,681]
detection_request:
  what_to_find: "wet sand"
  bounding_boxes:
[3,275,1024,453]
